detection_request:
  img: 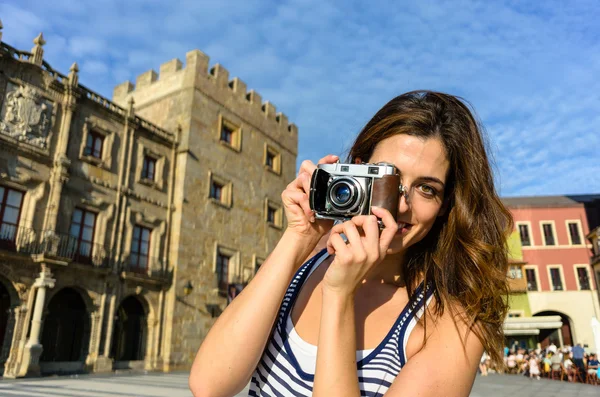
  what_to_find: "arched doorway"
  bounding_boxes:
[534,311,573,347]
[40,288,90,371]
[111,296,147,363]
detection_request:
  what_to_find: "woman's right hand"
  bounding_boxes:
[282,154,339,240]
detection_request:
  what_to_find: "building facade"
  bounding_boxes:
[0,24,296,377]
[503,195,600,351]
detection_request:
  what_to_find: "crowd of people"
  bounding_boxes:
[478,342,600,385]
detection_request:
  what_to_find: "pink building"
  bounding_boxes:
[503,195,600,351]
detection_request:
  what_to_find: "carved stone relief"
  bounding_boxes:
[0,83,53,148]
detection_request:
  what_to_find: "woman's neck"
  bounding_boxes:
[362,251,405,287]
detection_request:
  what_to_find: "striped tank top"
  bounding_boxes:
[249,249,434,396]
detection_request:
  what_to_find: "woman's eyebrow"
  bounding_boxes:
[416,176,445,188]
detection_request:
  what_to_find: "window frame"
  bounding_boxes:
[129,225,152,271]
[524,265,540,292]
[84,130,105,159]
[574,265,591,291]
[263,144,282,175]
[214,245,238,297]
[264,198,283,229]
[208,171,233,208]
[547,265,565,291]
[217,115,242,152]
[69,208,98,264]
[0,186,25,246]
[141,155,157,181]
[565,220,584,246]
[540,221,557,246]
[516,221,533,247]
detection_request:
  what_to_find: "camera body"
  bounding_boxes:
[309,162,400,223]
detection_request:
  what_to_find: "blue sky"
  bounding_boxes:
[2,0,599,197]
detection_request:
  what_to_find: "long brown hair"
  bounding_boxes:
[348,91,513,365]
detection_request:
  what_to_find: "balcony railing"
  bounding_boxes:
[0,224,111,268]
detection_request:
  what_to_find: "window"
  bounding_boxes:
[508,312,522,318]
[208,172,232,208]
[518,224,531,246]
[220,123,234,145]
[549,267,563,291]
[216,251,231,295]
[577,267,590,290]
[69,208,97,263]
[265,199,282,228]
[525,268,538,291]
[509,265,523,279]
[141,156,156,181]
[0,186,24,247]
[130,225,151,271]
[217,116,241,151]
[210,181,223,201]
[567,222,582,245]
[264,144,281,175]
[542,223,556,246]
[84,131,104,159]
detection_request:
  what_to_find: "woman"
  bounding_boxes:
[189,91,513,397]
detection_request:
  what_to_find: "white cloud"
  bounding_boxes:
[2,0,599,196]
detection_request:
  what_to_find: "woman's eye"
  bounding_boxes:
[418,185,436,196]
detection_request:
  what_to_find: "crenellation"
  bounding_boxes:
[136,69,158,89]
[229,77,247,100]
[261,101,276,120]
[209,64,229,88]
[288,123,298,135]
[185,49,209,76]
[276,112,288,131]
[159,58,183,78]
[113,81,134,99]
[246,89,262,110]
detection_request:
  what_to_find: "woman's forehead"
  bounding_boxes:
[370,135,449,180]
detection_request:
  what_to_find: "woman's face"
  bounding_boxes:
[367,134,449,255]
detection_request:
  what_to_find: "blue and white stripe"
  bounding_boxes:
[249,249,433,397]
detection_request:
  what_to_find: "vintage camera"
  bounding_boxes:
[309,162,400,223]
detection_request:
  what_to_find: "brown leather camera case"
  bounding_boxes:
[370,174,400,221]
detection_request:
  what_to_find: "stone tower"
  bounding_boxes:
[113,50,298,370]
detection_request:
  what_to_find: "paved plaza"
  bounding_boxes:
[0,372,598,396]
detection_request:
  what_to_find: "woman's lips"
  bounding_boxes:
[396,222,412,234]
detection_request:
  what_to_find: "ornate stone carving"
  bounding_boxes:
[0,84,53,148]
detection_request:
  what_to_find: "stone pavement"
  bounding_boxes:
[0,372,598,396]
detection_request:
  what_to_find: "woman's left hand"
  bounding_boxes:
[323,206,398,296]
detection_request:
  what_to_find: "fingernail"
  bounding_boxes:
[310,216,316,223]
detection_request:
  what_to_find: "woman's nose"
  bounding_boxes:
[398,185,410,213]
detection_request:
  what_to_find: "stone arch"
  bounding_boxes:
[110,295,149,362]
[39,287,91,370]
[0,274,20,375]
[533,310,573,347]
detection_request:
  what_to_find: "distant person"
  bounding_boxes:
[479,351,489,376]
[190,92,514,396]
[547,341,557,354]
[571,343,585,374]
[528,355,541,380]
[587,353,599,376]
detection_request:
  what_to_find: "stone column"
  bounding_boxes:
[18,268,55,377]
[2,305,28,378]
[94,291,116,372]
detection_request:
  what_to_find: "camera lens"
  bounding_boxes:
[328,177,361,212]
[334,184,351,204]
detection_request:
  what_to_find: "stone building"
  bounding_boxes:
[0,23,297,377]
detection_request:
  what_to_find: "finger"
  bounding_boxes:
[371,206,398,251]
[351,215,380,261]
[282,190,314,220]
[300,171,312,196]
[342,221,363,250]
[298,159,316,176]
[327,232,349,257]
[317,154,339,165]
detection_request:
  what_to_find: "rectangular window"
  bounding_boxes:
[267,205,276,224]
[508,312,522,318]
[0,186,24,247]
[220,123,234,145]
[265,200,282,228]
[509,265,523,279]
[141,156,156,181]
[525,268,538,291]
[84,131,104,159]
[550,268,563,291]
[577,267,590,290]
[264,145,281,174]
[210,181,223,201]
[69,208,97,263]
[542,223,555,246]
[130,225,151,271]
[216,251,231,295]
[568,222,582,245]
[518,224,531,246]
